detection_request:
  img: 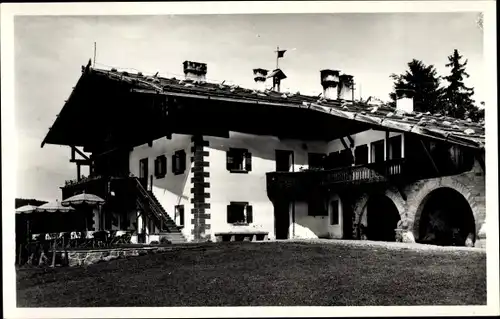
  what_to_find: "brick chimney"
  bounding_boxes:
[338,74,354,101]
[253,68,268,91]
[183,61,207,82]
[320,69,340,100]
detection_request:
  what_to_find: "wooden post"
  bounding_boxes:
[51,238,56,267]
[77,163,81,181]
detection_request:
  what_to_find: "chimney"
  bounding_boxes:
[338,74,354,101]
[396,89,414,113]
[253,68,268,91]
[183,61,207,82]
[320,69,340,100]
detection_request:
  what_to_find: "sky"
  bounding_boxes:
[14,13,484,201]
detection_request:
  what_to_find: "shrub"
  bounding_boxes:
[160,237,171,245]
[150,241,159,245]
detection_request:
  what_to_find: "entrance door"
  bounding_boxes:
[275,150,294,172]
[139,158,149,189]
[274,201,290,239]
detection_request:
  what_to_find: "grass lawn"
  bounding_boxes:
[16,242,486,307]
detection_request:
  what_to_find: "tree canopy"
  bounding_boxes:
[389,51,484,122]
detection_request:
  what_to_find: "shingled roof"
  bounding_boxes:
[91,67,485,150]
[43,64,486,150]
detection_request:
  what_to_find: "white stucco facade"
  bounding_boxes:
[125,129,406,242]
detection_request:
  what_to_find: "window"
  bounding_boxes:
[154,155,167,178]
[275,150,293,172]
[330,200,339,225]
[326,151,340,169]
[308,198,328,216]
[172,150,186,175]
[339,149,354,167]
[354,144,369,165]
[227,148,252,172]
[389,135,402,160]
[371,140,385,163]
[308,153,326,169]
[175,205,185,227]
[227,202,253,224]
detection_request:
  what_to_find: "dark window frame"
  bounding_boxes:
[275,149,294,172]
[172,150,186,175]
[227,201,253,225]
[307,198,329,216]
[371,139,385,163]
[389,135,403,160]
[354,144,369,165]
[227,148,252,173]
[175,205,185,228]
[154,155,167,179]
[308,153,326,170]
[330,200,340,225]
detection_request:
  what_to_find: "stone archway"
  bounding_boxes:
[412,187,476,246]
[353,189,405,241]
[408,177,480,246]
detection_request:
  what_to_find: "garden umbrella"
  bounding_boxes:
[16,205,38,214]
[61,192,105,206]
[36,200,75,213]
[61,192,105,231]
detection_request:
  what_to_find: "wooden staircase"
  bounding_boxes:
[133,178,187,244]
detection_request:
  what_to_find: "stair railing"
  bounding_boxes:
[132,177,173,232]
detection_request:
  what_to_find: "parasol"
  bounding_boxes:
[16,205,38,214]
[35,200,75,213]
[61,192,105,207]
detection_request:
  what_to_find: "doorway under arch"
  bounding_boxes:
[365,195,401,241]
[415,187,475,246]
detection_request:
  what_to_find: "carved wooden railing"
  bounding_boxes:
[266,158,406,199]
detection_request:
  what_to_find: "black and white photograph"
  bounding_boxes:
[1,1,498,318]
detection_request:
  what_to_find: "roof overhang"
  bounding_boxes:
[41,66,485,153]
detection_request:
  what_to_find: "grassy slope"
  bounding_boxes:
[16,242,486,307]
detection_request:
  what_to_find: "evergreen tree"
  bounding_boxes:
[443,49,477,120]
[389,59,444,113]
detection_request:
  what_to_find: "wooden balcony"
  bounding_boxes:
[266,159,407,200]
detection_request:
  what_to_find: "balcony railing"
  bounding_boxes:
[266,158,406,199]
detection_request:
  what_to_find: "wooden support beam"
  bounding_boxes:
[70,159,92,165]
[70,147,76,161]
[340,138,349,150]
[72,146,90,161]
[346,135,354,148]
[419,139,440,174]
[77,163,81,181]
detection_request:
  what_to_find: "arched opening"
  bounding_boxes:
[417,187,475,246]
[365,195,401,241]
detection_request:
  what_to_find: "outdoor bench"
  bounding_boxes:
[214,231,269,242]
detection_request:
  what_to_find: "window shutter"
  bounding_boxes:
[246,205,253,224]
[179,205,184,226]
[154,158,158,177]
[172,154,176,174]
[162,156,167,175]
[245,152,252,171]
[227,205,232,223]
[226,151,233,170]
[180,151,186,173]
